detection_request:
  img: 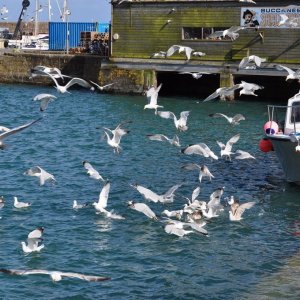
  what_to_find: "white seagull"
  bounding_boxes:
[130,183,182,204]
[203,85,241,102]
[127,201,158,220]
[239,0,256,4]
[24,166,56,186]
[228,196,256,221]
[46,73,92,94]
[182,163,214,183]
[144,83,163,113]
[238,55,266,70]
[92,181,124,219]
[0,268,111,282]
[238,81,264,97]
[179,72,209,79]
[192,51,206,57]
[150,51,167,58]
[166,45,194,61]
[103,125,129,154]
[13,196,31,209]
[146,134,181,147]
[234,149,256,160]
[209,113,245,125]
[33,93,57,112]
[278,14,298,27]
[90,80,115,91]
[0,118,42,150]
[21,227,44,253]
[157,110,190,132]
[0,196,4,209]
[208,26,245,41]
[29,65,67,80]
[161,209,183,220]
[275,64,300,81]
[181,143,218,160]
[82,160,105,181]
[0,125,10,132]
[164,219,208,237]
[217,133,240,160]
[201,187,225,219]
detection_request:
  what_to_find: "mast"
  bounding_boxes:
[34,0,39,36]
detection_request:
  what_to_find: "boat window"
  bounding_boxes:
[291,103,300,123]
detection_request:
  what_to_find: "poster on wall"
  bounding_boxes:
[240,5,300,28]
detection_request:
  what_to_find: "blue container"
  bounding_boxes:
[98,23,109,33]
[49,22,97,51]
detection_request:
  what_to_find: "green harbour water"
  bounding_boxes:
[0,83,299,299]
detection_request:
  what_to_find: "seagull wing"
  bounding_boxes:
[209,113,231,123]
[83,161,104,180]
[164,183,182,198]
[191,186,201,202]
[65,77,92,89]
[0,269,51,276]
[157,110,176,120]
[131,184,160,202]
[59,271,111,282]
[181,163,201,171]
[238,57,250,69]
[203,89,221,102]
[207,31,223,39]
[224,133,240,152]
[184,46,194,60]
[235,201,256,218]
[166,45,180,57]
[0,118,42,142]
[207,187,224,208]
[275,64,295,75]
[146,134,170,142]
[133,203,157,219]
[232,114,246,123]
[98,181,110,209]
[235,150,255,159]
[28,228,43,239]
[198,143,219,160]
[179,111,190,122]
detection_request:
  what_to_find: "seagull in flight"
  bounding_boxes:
[21,227,44,253]
[181,143,218,160]
[217,134,240,161]
[164,219,208,237]
[82,160,105,181]
[150,51,167,58]
[127,201,158,220]
[29,65,67,80]
[238,55,266,69]
[92,181,124,219]
[203,85,241,102]
[239,0,256,4]
[0,268,111,282]
[234,150,255,160]
[200,187,225,219]
[179,72,210,79]
[157,110,190,132]
[33,93,57,112]
[146,134,181,147]
[238,81,264,96]
[24,166,56,186]
[166,45,194,61]
[46,73,92,94]
[144,83,163,113]
[13,196,31,209]
[275,64,300,81]
[208,26,245,41]
[90,80,115,91]
[0,118,42,150]
[182,163,214,183]
[130,183,182,204]
[278,14,298,27]
[209,113,245,125]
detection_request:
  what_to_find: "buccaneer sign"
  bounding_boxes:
[240,5,300,28]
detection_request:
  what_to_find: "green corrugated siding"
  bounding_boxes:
[111,4,300,63]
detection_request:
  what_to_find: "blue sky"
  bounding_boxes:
[1,1,111,23]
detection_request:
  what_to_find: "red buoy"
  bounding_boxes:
[259,138,273,152]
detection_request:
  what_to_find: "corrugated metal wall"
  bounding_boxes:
[98,23,110,33]
[49,22,97,50]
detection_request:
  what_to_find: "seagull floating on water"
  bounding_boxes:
[0,268,111,282]
[13,196,31,209]
[24,166,56,186]
[228,196,256,221]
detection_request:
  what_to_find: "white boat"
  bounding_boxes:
[263,96,300,184]
[8,34,49,50]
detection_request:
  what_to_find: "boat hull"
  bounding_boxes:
[268,135,300,184]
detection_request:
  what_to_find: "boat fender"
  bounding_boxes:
[264,121,278,135]
[259,138,274,152]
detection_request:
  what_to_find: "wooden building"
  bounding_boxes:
[101,0,300,99]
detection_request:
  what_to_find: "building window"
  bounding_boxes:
[182,27,231,41]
